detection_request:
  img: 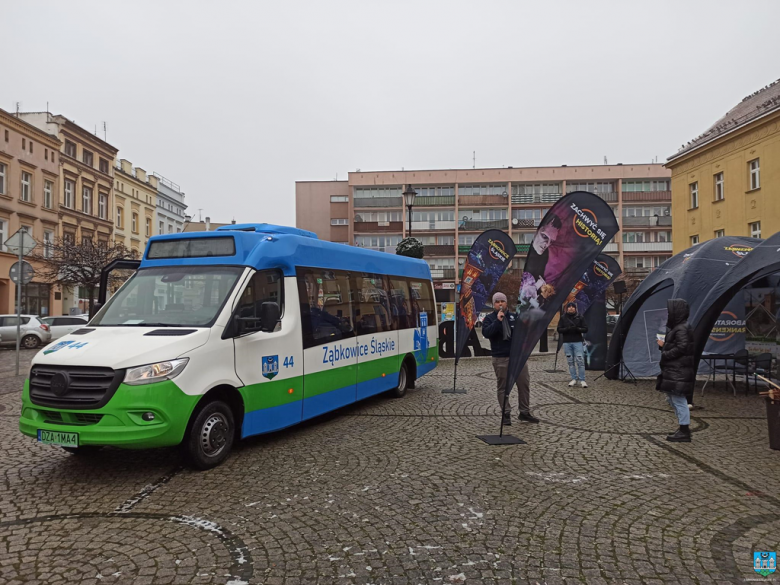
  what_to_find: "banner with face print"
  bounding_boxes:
[455,229,516,363]
[506,192,620,391]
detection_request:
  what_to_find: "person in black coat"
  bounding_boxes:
[557,302,588,387]
[656,298,695,442]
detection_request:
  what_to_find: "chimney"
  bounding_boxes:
[120,159,132,174]
[232,219,236,224]
[148,175,159,189]
[205,217,211,231]
[136,167,147,182]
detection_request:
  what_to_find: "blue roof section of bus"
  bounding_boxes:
[141,226,431,279]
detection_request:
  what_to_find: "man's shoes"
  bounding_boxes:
[580,381,588,388]
[666,427,691,442]
[502,413,512,426]
[518,412,540,423]
[568,380,577,387]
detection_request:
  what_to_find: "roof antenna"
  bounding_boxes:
[604,156,608,165]
[198,208,203,222]
[103,122,107,141]
[473,151,476,169]
[15,102,20,116]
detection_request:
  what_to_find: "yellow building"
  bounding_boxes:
[114,159,158,256]
[667,78,780,252]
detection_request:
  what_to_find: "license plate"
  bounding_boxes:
[37,430,79,448]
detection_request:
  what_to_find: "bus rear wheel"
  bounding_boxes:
[389,361,409,398]
[183,400,235,470]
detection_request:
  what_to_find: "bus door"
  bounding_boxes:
[354,273,399,400]
[297,268,357,420]
[232,270,304,436]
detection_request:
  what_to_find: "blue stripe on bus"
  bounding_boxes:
[356,373,399,401]
[241,401,303,437]
[417,361,437,377]
[302,384,356,420]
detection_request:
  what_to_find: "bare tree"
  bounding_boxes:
[29,238,138,315]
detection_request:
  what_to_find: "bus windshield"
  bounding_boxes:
[92,266,244,327]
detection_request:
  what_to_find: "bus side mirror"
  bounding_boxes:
[260,302,280,333]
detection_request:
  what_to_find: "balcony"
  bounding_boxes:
[430,268,456,280]
[595,192,619,202]
[622,216,672,227]
[414,195,455,207]
[511,193,561,204]
[353,221,403,233]
[458,219,509,231]
[604,243,618,252]
[511,218,540,228]
[353,196,403,208]
[458,195,508,206]
[423,244,455,256]
[622,242,673,252]
[411,220,457,231]
[624,266,653,275]
[621,190,672,202]
[359,246,397,254]
[458,243,530,254]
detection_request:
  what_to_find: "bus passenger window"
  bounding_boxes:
[236,270,283,331]
[409,279,436,327]
[297,268,355,348]
[388,277,412,330]
[355,273,394,335]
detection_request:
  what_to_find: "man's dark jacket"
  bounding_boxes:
[482,310,516,357]
[657,298,695,396]
[557,310,587,344]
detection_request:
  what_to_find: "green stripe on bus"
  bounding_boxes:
[240,375,304,411]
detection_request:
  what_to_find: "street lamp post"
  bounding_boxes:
[403,185,417,238]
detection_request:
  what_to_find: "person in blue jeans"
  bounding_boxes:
[557,302,588,388]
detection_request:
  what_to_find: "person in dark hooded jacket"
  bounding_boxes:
[656,298,695,442]
[557,302,588,387]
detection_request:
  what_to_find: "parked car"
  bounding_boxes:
[0,315,52,349]
[41,315,90,341]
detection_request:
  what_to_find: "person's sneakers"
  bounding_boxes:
[580,381,588,388]
[666,427,692,442]
[502,413,512,426]
[568,380,577,387]
[518,412,540,423]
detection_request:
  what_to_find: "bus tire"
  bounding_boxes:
[182,400,235,470]
[62,446,103,456]
[389,360,410,398]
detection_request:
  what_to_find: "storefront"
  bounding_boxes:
[20,282,52,317]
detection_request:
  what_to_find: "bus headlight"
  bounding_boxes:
[124,358,189,386]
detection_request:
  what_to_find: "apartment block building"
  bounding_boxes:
[152,172,187,235]
[296,164,672,303]
[0,109,62,315]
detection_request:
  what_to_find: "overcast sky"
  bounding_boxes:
[3,1,779,226]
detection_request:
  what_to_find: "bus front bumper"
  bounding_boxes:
[19,380,200,449]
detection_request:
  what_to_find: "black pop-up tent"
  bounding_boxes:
[691,231,780,368]
[606,236,758,379]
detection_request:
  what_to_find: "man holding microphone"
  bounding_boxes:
[482,292,539,426]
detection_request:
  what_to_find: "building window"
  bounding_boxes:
[116,207,123,229]
[159,221,164,235]
[714,229,725,238]
[21,224,32,235]
[22,138,26,150]
[691,235,699,246]
[330,195,349,203]
[0,162,5,195]
[99,158,109,174]
[749,159,760,190]
[3,129,7,142]
[98,193,107,219]
[750,221,761,239]
[714,172,724,201]
[689,182,698,209]
[63,231,75,244]
[168,224,173,233]
[45,149,48,161]
[64,141,76,158]
[145,217,151,237]
[132,213,138,233]
[0,219,6,252]
[657,231,672,243]
[331,218,348,225]
[29,141,33,154]
[21,171,32,202]
[82,150,94,167]
[82,186,92,214]
[64,179,74,208]
[44,180,53,208]
[43,230,54,258]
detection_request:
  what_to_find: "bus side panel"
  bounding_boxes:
[356,331,400,401]
[302,343,357,419]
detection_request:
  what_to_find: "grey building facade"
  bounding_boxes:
[153,172,187,234]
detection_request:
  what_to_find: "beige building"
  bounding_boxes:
[113,160,158,255]
[0,109,62,316]
[296,164,672,302]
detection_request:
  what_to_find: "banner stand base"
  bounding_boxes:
[544,369,562,373]
[477,434,526,445]
[442,388,468,394]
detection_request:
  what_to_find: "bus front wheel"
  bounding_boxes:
[182,400,235,470]
[389,361,410,398]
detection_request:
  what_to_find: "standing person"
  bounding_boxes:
[557,302,588,388]
[656,298,695,442]
[482,292,540,426]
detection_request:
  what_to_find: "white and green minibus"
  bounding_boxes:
[19,224,438,468]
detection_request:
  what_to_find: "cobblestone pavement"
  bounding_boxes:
[1,348,779,584]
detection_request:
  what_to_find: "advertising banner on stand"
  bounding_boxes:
[455,230,516,362]
[505,192,620,391]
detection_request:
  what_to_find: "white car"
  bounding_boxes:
[0,315,53,349]
[41,315,90,341]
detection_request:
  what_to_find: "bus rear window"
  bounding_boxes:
[148,237,235,259]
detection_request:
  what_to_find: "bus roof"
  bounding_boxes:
[140,223,432,279]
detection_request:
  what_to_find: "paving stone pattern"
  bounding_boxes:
[1,349,779,584]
